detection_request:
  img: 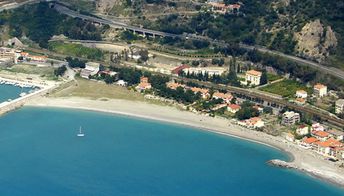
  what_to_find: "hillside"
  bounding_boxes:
[88,0,343,69]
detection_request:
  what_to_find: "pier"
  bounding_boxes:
[0,77,58,115]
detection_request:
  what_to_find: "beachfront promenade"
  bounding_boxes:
[0,77,58,115]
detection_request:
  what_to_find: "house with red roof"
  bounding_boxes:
[227,104,241,114]
[316,138,344,158]
[300,137,319,149]
[213,92,233,103]
[312,130,330,141]
[190,87,210,99]
[245,70,262,86]
[135,77,152,92]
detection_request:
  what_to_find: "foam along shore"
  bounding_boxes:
[26,96,344,187]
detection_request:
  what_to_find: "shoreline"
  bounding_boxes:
[25,96,344,188]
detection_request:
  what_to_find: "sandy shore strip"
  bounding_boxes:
[26,97,344,187]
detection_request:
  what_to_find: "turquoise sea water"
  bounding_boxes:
[0,107,343,196]
[0,84,34,103]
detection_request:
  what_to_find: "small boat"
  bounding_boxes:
[77,126,85,137]
[20,92,27,97]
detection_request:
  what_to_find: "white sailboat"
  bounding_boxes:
[77,126,85,137]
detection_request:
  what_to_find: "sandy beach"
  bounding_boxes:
[26,96,344,188]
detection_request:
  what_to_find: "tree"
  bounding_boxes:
[139,50,149,62]
[260,69,268,85]
[54,65,67,77]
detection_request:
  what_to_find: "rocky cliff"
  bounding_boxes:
[95,0,122,14]
[294,20,338,62]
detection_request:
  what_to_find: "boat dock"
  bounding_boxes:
[0,77,59,115]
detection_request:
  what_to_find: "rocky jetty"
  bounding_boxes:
[267,159,296,169]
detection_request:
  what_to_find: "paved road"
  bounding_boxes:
[52,2,344,81]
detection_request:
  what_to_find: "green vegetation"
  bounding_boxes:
[65,57,86,68]
[260,80,311,98]
[0,2,105,48]
[235,101,259,120]
[2,64,55,79]
[54,65,67,77]
[48,42,104,60]
[141,0,344,68]
[267,73,282,82]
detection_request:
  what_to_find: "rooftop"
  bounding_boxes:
[246,70,262,77]
[314,83,327,90]
[303,137,319,144]
[312,130,330,138]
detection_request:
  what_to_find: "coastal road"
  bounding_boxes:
[52,2,344,81]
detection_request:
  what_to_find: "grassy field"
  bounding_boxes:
[3,64,55,79]
[51,79,145,101]
[48,42,104,61]
[260,80,312,98]
[267,73,282,82]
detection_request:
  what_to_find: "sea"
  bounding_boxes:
[0,107,343,196]
[0,84,35,103]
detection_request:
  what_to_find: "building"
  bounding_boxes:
[281,111,300,126]
[116,80,127,87]
[190,87,210,99]
[313,83,327,97]
[212,92,233,103]
[245,70,262,86]
[316,138,344,158]
[295,90,308,99]
[80,62,100,79]
[166,82,185,90]
[28,55,47,63]
[300,137,319,149]
[212,103,228,111]
[171,64,190,75]
[246,117,265,129]
[136,77,152,92]
[207,1,241,14]
[296,125,309,136]
[227,104,241,114]
[335,99,344,114]
[295,98,306,105]
[312,123,325,132]
[285,132,295,142]
[252,105,264,113]
[312,130,330,141]
[183,67,226,77]
[326,130,344,142]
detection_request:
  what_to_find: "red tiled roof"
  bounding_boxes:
[246,70,262,77]
[313,131,329,138]
[314,83,326,90]
[303,137,319,144]
[171,64,190,75]
[228,104,241,110]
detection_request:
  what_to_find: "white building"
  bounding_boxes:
[295,90,308,99]
[227,104,241,114]
[245,70,262,86]
[281,111,300,126]
[296,125,309,136]
[313,83,327,97]
[80,62,100,79]
[335,99,344,114]
[183,67,226,77]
